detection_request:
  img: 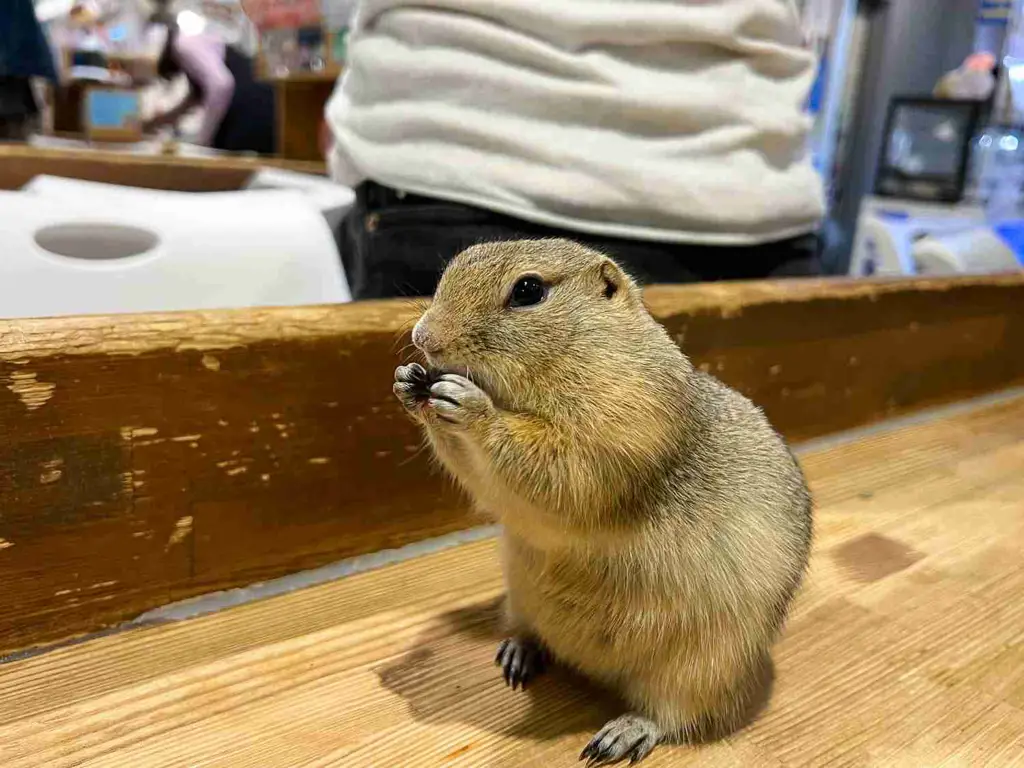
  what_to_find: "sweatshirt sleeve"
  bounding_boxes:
[173,34,234,146]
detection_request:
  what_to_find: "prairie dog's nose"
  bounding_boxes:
[412,317,443,355]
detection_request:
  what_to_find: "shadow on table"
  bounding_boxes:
[374,595,776,749]
[374,596,612,744]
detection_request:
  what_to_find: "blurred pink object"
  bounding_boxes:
[241,0,320,31]
[965,52,997,72]
[935,54,996,100]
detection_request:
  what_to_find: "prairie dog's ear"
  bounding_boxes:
[597,258,630,300]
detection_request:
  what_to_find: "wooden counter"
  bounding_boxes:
[1,392,1023,765]
[0,143,326,192]
[1,274,1023,656]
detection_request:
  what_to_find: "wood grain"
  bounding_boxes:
[647,273,1024,440]
[1,395,1022,767]
[0,145,326,192]
[275,80,335,161]
[1,276,1023,655]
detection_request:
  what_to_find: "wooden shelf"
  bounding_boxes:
[260,66,343,84]
[0,144,327,191]
[2,394,1024,765]
[256,29,344,160]
[272,73,340,162]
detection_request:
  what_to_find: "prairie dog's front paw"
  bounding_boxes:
[393,363,433,412]
[428,374,492,425]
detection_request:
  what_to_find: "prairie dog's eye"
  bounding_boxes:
[508,275,547,308]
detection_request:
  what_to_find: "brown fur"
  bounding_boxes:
[395,239,812,747]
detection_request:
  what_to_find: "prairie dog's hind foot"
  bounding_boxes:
[495,635,549,690]
[580,713,661,766]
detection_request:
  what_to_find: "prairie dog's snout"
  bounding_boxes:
[411,314,443,357]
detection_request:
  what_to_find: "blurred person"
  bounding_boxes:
[326,0,826,299]
[144,3,275,154]
[0,0,58,141]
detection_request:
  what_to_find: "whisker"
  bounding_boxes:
[398,297,430,316]
[394,341,418,358]
[391,299,429,354]
[398,440,431,467]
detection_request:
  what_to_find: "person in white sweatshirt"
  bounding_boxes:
[326,0,825,299]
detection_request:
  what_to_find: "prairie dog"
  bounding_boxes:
[393,240,811,764]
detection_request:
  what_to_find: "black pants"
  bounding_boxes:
[0,76,38,141]
[211,47,276,155]
[341,182,822,300]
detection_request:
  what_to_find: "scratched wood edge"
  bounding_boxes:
[2,274,1023,360]
[0,145,326,193]
[0,276,1022,655]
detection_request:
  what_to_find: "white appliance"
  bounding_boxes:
[848,196,1021,276]
[0,176,352,319]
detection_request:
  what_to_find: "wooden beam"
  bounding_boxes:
[0,145,326,192]
[1,275,1023,655]
[645,275,1024,440]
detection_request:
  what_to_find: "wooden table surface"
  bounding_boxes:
[2,394,1024,767]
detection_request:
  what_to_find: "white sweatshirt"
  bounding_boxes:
[327,0,824,245]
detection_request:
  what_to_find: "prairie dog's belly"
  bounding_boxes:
[429,432,543,522]
[501,533,686,685]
